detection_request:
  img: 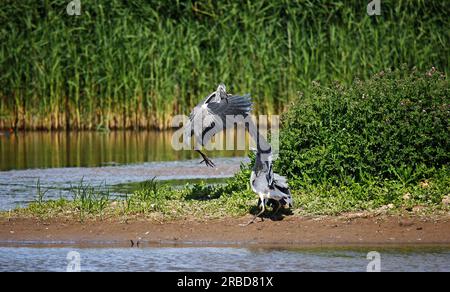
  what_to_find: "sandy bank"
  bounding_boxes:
[1,214,450,247]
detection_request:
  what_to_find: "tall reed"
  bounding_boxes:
[0,0,448,130]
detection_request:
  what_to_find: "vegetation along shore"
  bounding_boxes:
[1,68,449,245]
[0,1,448,246]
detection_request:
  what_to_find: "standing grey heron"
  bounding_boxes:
[241,134,293,226]
[184,84,252,167]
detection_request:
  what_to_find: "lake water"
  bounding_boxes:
[0,131,248,210]
[0,246,449,272]
[0,130,247,171]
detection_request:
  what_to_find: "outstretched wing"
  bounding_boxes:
[200,94,252,140]
[207,94,252,118]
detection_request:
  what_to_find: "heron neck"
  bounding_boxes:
[247,119,272,154]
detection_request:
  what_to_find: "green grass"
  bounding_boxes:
[11,169,257,221]
[5,163,450,221]
[111,177,228,194]
[1,1,449,130]
[294,167,450,215]
[23,178,112,221]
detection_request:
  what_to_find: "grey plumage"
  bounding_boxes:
[185,83,292,225]
[184,84,252,167]
[242,129,293,226]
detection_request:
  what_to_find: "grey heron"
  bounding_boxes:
[184,84,252,167]
[241,134,293,226]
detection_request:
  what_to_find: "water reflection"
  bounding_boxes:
[0,131,248,170]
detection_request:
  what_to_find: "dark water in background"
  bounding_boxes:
[0,130,247,171]
[0,246,449,272]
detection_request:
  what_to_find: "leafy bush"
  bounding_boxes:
[276,67,449,187]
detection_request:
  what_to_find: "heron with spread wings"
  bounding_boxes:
[184,84,252,167]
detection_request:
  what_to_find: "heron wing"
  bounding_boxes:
[270,181,292,207]
[267,172,292,207]
[195,93,251,140]
[187,92,251,146]
[273,174,288,188]
[206,94,252,118]
[187,90,218,123]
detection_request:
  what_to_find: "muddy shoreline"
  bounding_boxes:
[1,214,450,247]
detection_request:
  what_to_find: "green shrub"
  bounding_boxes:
[276,67,449,187]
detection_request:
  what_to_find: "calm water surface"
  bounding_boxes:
[0,246,449,272]
[0,131,248,210]
[0,130,247,170]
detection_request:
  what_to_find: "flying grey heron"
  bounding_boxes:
[241,137,293,226]
[184,84,252,167]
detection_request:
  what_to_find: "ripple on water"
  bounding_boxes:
[0,246,449,272]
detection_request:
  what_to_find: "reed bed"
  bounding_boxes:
[0,0,448,130]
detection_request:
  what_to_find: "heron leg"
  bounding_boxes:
[240,199,266,226]
[196,150,215,167]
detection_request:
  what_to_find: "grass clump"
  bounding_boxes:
[24,179,112,221]
[293,167,450,215]
[122,165,255,218]
[14,165,256,221]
